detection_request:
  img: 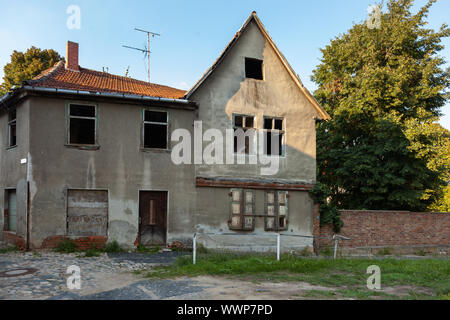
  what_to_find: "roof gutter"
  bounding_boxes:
[21,86,192,105]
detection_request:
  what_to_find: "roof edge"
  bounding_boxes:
[185,11,330,120]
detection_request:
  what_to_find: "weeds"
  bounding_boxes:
[0,246,19,254]
[55,239,78,253]
[376,248,393,256]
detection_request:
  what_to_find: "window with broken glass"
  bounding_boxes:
[263,117,285,156]
[68,104,97,145]
[233,114,256,155]
[229,189,255,231]
[7,109,17,148]
[143,110,168,149]
[265,191,289,231]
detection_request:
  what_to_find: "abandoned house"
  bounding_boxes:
[0,12,329,251]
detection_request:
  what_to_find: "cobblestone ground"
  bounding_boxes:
[0,251,195,300]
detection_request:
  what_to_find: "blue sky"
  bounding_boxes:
[0,0,449,129]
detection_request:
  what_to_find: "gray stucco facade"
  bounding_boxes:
[0,13,328,251]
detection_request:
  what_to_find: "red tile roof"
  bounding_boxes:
[27,61,186,99]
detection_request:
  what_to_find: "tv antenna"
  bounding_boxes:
[122,28,161,82]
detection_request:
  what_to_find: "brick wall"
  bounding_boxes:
[3,232,26,250]
[41,236,108,250]
[320,210,450,250]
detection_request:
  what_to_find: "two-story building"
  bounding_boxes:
[0,12,329,251]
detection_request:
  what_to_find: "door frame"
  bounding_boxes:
[138,189,169,246]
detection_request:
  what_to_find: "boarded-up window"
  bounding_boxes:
[265,191,289,231]
[67,190,108,236]
[229,189,255,231]
[5,189,17,232]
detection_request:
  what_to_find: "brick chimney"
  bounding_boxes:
[65,41,79,71]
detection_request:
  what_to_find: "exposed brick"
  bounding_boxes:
[320,210,450,250]
[3,232,26,250]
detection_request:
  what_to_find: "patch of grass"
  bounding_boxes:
[376,248,393,256]
[32,251,42,257]
[145,253,450,299]
[415,249,427,257]
[103,240,124,253]
[320,246,333,257]
[303,290,337,298]
[137,245,161,254]
[0,246,19,254]
[299,247,313,257]
[55,240,78,253]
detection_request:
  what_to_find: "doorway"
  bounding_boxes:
[139,191,167,246]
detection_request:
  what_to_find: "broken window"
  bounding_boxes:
[229,189,255,231]
[233,114,256,155]
[4,189,17,232]
[245,58,263,80]
[8,109,17,148]
[265,191,289,231]
[67,189,108,236]
[263,117,285,156]
[68,104,97,145]
[143,110,168,149]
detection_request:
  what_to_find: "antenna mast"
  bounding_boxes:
[122,28,160,82]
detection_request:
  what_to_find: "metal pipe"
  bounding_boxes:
[333,235,338,259]
[193,233,197,265]
[277,233,281,261]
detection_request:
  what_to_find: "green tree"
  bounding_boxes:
[312,0,449,214]
[0,46,62,96]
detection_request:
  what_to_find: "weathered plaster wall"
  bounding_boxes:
[27,96,197,248]
[194,188,315,251]
[190,20,320,182]
[0,101,30,244]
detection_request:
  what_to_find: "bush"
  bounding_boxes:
[310,182,343,232]
[103,240,124,253]
[55,239,77,253]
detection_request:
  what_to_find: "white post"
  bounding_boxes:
[277,233,281,261]
[193,233,197,265]
[333,236,338,260]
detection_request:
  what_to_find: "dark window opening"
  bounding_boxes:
[8,110,17,148]
[143,110,168,149]
[245,58,263,80]
[263,117,285,156]
[233,114,255,154]
[68,104,97,145]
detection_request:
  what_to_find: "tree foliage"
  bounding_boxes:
[312,0,449,215]
[0,46,62,96]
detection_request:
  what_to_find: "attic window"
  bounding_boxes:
[68,104,97,145]
[8,109,17,148]
[245,58,263,80]
[143,110,168,149]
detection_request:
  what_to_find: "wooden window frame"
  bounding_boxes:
[142,109,170,151]
[262,116,286,157]
[228,189,255,231]
[66,102,99,148]
[233,114,256,155]
[264,190,289,231]
[7,109,17,149]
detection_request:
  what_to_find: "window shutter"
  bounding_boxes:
[229,189,243,230]
[265,191,276,231]
[277,191,289,231]
[243,190,255,231]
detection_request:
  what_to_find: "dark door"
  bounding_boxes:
[139,191,167,246]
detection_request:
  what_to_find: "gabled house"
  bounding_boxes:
[0,12,329,251]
